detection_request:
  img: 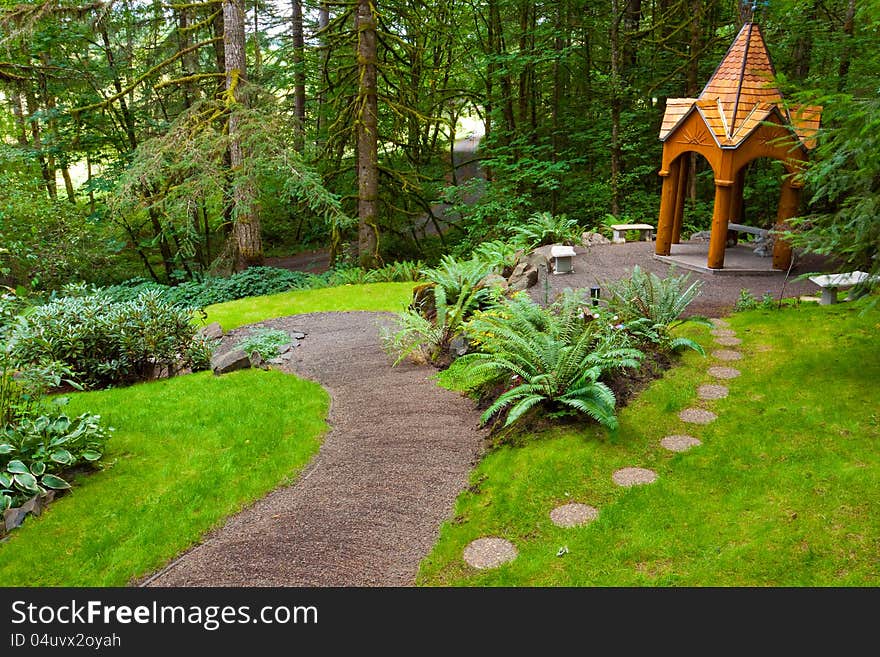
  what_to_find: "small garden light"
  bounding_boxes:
[590,286,601,306]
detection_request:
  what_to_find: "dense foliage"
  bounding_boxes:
[10,291,214,389]
[0,348,111,511]
[448,291,644,430]
[0,1,875,291]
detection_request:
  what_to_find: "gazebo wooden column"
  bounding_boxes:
[771,178,801,270]
[655,154,681,256]
[707,179,733,269]
[671,158,689,244]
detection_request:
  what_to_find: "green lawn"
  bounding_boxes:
[0,369,328,586]
[203,282,416,330]
[417,300,880,586]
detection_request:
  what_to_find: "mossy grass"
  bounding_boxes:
[0,369,328,586]
[418,300,880,586]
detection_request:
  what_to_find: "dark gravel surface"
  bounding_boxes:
[528,241,835,317]
[145,312,486,587]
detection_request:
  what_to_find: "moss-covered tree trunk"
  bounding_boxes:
[223,0,263,270]
[356,0,380,268]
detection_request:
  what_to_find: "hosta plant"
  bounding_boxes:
[1,407,112,510]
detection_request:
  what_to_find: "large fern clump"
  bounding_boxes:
[447,290,643,430]
[507,211,582,249]
[603,266,710,354]
[381,255,495,365]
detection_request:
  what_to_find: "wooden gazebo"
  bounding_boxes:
[654,22,822,270]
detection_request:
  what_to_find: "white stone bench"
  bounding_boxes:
[727,222,769,238]
[610,223,654,244]
[808,270,876,305]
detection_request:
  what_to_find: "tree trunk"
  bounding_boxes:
[356,0,380,268]
[291,0,306,152]
[610,0,622,216]
[837,0,856,92]
[10,92,28,146]
[23,86,56,200]
[686,0,703,203]
[315,3,330,147]
[224,0,263,270]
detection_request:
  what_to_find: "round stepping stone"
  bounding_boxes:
[710,328,736,338]
[550,503,598,528]
[710,318,730,328]
[679,408,717,424]
[708,366,741,379]
[612,467,657,487]
[698,384,728,400]
[661,434,702,452]
[712,349,743,361]
[714,336,742,347]
[463,537,517,569]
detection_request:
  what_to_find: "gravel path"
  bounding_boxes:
[145,312,486,587]
[528,241,834,316]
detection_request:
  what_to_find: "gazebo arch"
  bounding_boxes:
[654,22,822,270]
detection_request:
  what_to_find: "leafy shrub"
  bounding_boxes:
[446,291,643,429]
[603,266,709,354]
[507,211,582,249]
[236,328,291,361]
[734,288,776,312]
[10,291,214,389]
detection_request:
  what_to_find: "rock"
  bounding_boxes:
[211,348,251,375]
[4,506,28,532]
[281,352,293,361]
[20,494,42,517]
[278,343,293,355]
[525,251,550,273]
[508,263,539,291]
[198,322,224,340]
[581,231,611,247]
[753,234,774,257]
[690,230,712,242]
[477,273,509,292]
[248,351,264,369]
[449,335,469,357]
[290,332,306,340]
[268,357,284,365]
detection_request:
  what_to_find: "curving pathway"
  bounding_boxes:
[145,312,486,587]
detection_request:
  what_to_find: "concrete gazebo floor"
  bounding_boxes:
[653,242,782,276]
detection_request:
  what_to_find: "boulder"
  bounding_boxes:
[248,351,264,369]
[211,348,251,375]
[290,331,306,340]
[449,335,469,357]
[689,230,712,242]
[4,506,28,533]
[753,234,774,257]
[198,322,224,340]
[508,263,539,291]
[581,231,611,247]
[477,273,509,293]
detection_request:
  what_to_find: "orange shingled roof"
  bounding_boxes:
[699,22,783,142]
[659,22,821,150]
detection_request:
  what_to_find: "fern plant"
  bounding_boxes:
[603,265,710,354]
[447,291,643,430]
[507,211,582,249]
[382,256,494,365]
